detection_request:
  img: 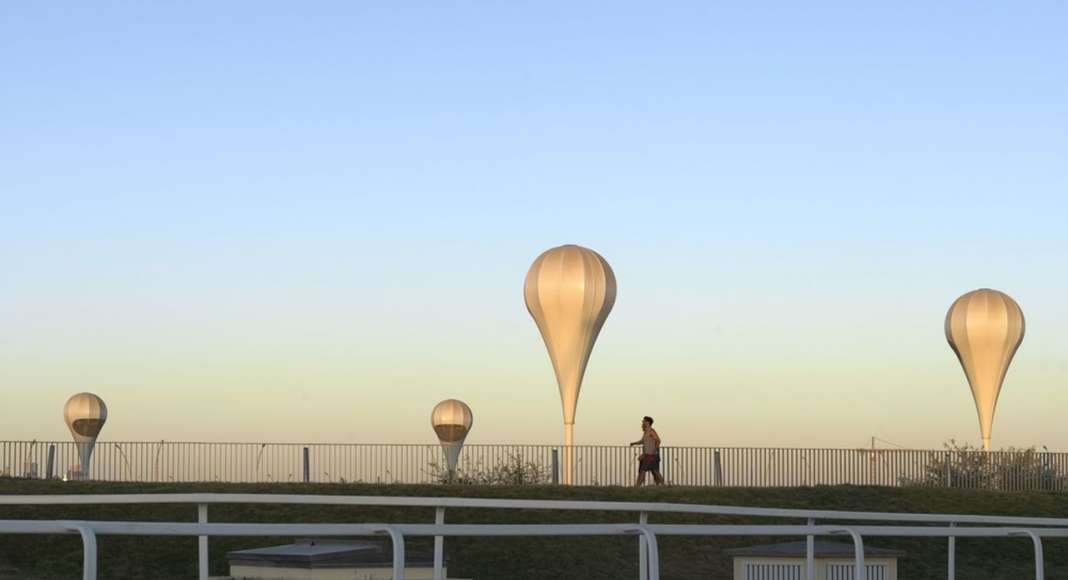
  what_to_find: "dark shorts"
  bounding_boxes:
[638,453,661,473]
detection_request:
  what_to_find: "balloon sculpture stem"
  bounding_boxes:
[983,438,990,452]
[563,423,574,486]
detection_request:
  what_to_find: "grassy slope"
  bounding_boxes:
[0,480,1065,579]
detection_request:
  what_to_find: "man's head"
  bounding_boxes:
[642,416,654,430]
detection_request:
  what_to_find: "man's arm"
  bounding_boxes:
[651,429,661,449]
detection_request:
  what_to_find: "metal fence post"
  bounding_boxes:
[659,448,666,484]
[944,452,952,488]
[551,449,559,485]
[713,450,723,487]
[433,507,445,580]
[303,447,310,483]
[198,504,209,580]
[46,445,56,480]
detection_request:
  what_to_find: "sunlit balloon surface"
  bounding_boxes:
[945,289,1025,451]
[63,392,108,479]
[431,398,473,478]
[524,244,616,483]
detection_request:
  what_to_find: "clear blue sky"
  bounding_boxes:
[2,2,1066,449]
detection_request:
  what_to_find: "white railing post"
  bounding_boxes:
[379,526,406,580]
[197,503,209,580]
[637,525,660,580]
[66,523,98,580]
[433,507,445,580]
[948,522,956,580]
[806,518,815,580]
[1012,530,1044,580]
[639,511,649,580]
[832,527,865,580]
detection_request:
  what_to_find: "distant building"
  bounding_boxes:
[724,540,905,580]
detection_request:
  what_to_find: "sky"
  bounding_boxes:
[1,2,1066,450]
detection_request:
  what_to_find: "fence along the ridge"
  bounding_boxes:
[3,441,1068,489]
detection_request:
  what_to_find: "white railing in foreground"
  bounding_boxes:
[0,494,1063,580]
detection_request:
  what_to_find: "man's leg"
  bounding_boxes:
[652,470,664,485]
[635,469,646,487]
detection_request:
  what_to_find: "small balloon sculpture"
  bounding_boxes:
[64,392,108,480]
[431,399,473,482]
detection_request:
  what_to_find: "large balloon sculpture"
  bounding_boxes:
[431,399,473,482]
[63,392,108,480]
[524,244,616,484]
[945,288,1025,451]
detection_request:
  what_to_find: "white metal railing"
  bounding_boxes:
[1,494,1064,580]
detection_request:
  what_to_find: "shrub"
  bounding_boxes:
[903,440,1066,490]
[427,453,552,485]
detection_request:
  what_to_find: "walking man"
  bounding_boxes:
[630,416,664,486]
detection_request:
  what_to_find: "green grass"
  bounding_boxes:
[1,479,1066,579]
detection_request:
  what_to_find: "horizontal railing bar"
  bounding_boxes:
[0,521,88,533]
[4,444,1063,452]
[646,524,1068,537]
[841,526,1068,537]
[0,521,398,536]
[391,524,857,537]
[3,493,1068,527]
[0,521,648,537]
[2,520,1065,539]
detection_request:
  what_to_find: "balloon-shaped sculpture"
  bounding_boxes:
[63,392,108,480]
[431,399,473,482]
[524,244,616,484]
[945,289,1025,451]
